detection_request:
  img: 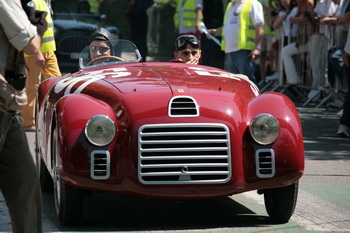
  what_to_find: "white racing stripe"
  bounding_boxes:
[241,189,350,232]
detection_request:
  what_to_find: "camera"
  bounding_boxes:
[21,0,46,24]
[5,71,26,91]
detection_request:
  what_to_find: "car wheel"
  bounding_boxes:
[52,128,84,225]
[35,126,53,191]
[263,181,299,223]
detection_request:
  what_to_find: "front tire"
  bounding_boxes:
[264,181,299,223]
[52,128,84,225]
[35,127,53,191]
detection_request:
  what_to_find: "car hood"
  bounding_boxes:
[82,63,258,97]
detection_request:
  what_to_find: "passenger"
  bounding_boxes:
[171,34,201,64]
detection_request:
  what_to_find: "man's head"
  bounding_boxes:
[174,35,201,64]
[88,28,114,60]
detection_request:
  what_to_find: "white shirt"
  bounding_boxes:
[178,0,203,34]
[223,0,264,53]
[314,0,339,17]
[281,7,298,37]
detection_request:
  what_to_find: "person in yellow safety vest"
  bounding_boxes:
[173,0,203,39]
[258,0,279,84]
[207,0,264,83]
[88,0,104,13]
[22,0,61,131]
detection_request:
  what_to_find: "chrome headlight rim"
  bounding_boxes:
[249,113,280,145]
[85,115,116,147]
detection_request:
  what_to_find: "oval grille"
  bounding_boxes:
[138,123,231,184]
[169,96,199,117]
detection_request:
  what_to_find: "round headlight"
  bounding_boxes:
[85,115,116,146]
[250,114,280,145]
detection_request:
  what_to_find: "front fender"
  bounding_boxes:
[244,92,304,187]
[55,94,118,184]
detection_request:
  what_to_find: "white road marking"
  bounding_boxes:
[241,189,350,232]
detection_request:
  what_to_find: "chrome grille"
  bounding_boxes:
[255,149,275,178]
[57,35,90,54]
[91,150,110,180]
[138,123,231,184]
[169,96,199,117]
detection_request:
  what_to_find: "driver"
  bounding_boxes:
[87,28,118,64]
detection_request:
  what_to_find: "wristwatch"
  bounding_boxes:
[254,46,261,51]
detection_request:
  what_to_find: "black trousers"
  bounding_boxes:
[127,12,149,61]
[340,55,350,128]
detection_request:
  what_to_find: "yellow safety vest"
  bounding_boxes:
[25,0,56,56]
[221,0,258,51]
[173,0,202,29]
[88,0,99,13]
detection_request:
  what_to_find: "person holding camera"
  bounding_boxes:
[21,0,61,131]
[0,0,44,232]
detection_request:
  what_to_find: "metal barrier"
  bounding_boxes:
[261,22,349,108]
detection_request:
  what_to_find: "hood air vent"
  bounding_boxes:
[169,96,199,117]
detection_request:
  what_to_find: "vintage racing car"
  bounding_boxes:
[35,39,304,225]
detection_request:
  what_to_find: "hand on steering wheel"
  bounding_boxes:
[86,55,124,66]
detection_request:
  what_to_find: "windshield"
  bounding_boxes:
[79,39,142,69]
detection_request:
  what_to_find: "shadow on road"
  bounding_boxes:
[298,107,350,161]
[42,191,278,231]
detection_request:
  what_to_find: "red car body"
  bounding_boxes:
[36,41,304,225]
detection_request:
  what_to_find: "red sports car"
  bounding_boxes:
[35,39,304,225]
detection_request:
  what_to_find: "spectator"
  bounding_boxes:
[258,0,279,84]
[88,0,103,13]
[337,23,350,137]
[208,0,265,83]
[77,0,91,14]
[330,0,350,137]
[280,0,315,87]
[171,34,202,64]
[266,0,298,82]
[0,0,43,232]
[126,0,154,62]
[21,0,61,131]
[173,0,203,39]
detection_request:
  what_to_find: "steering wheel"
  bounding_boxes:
[86,55,124,66]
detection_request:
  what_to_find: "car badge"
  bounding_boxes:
[178,89,185,93]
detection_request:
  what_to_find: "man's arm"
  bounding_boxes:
[22,34,44,67]
[250,25,264,60]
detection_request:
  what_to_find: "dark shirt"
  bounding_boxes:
[129,0,153,14]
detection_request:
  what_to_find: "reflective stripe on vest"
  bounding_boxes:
[174,0,201,28]
[25,0,56,57]
[221,0,256,51]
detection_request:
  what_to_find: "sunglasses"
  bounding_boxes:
[90,45,110,53]
[175,35,200,51]
[179,50,199,56]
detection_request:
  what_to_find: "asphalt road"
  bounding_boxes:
[0,106,349,232]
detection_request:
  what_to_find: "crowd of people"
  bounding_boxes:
[173,0,350,138]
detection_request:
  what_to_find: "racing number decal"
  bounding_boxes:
[54,68,131,95]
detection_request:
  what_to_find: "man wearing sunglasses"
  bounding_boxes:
[172,34,202,64]
[88,28,113,60]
